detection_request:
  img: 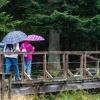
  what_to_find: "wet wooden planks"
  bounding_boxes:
[0,73,11,100]
[11,78,100,95]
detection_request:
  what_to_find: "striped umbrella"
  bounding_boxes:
[25,34,45,41]
[2,31,27,44]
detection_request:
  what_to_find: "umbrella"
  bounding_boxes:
[2,31,27,44]
[25,34,45,41]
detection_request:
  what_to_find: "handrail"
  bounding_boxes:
[0,51,100,55]
[0,51,100,81]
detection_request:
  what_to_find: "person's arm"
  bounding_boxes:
[16,43,20,52]
[29,45,35,53]
[32,46,35,53]
[3,45,6,52]
[14,43,20,53]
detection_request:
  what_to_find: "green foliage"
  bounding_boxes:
[0,0,100,50]
[0,0,9,8]
[0,12,22,33]
[96,0,100,9]
[25,10,81,30]
[66,0,98,16]
[0,0,22,34]
[24,91,100,100]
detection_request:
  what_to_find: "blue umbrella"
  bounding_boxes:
[2,31,27,44]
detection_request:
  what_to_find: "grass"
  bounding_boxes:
[4,91,100,100]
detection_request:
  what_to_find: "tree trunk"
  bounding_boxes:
[48,29,61,70]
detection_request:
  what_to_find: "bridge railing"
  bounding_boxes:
[0,51,100,81]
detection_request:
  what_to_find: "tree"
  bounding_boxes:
[0,0,22,41]
[1,0,100,72]
[0,0,9,8]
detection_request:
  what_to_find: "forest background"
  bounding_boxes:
[0,0,100,51]
[1,1,100,99]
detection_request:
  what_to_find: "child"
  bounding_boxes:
[4,43,21,81]
[20,41,35,79]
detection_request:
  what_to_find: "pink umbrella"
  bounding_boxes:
[25,34,45,41]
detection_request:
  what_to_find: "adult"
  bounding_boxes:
[20,41,35,79]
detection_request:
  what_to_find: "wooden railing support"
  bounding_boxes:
[80,54,84,79]
[21,54,25,81]
[0,73,5,100]
[63,53,66,78]
[43,53,47,80]
[6,74,12,99]
[83,53,87,78]
[63,54,69,79]
[1,51,100,82]
[0,73,11,100]
[65,54,69,79]
[96,60,100,77]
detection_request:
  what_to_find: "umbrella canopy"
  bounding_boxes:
[25,34,45,41]
[2,31,27,44]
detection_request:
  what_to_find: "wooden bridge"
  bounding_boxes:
[0,51,100,99]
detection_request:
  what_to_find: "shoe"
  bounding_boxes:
[15,77,21,81]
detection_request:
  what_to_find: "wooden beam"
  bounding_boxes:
[96,61,100,77]
[63,53,67,78]
[65,54,69,79]
[86,55,100,61]
[21,54,25,81]
[84,69,93,77]
[0,54,2,73]
[45,70,53,79]
[43,53,47,80]
[83,53,87,78]
[80,54,84,79]
[0,54,4,73]
[68,69,74,77]
[0,74,5,100]
[24,72,32,80]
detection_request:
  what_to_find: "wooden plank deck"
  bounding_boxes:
[11,78,100,95]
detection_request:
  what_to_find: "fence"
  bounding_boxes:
[0,51,100,81]
[0,51,100,99]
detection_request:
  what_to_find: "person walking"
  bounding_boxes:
[4,43,21,81]
[20,41,35,79]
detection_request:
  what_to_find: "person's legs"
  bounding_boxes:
[26,59,32,76]
[12,58,20,80]
[5,57,11,74]
[24,58,27,72]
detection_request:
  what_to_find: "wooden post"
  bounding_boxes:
[83,53,87,79]
[0,73,12,100]
[0,74,5,100]
[65,54,69,79]
[7,74,12,99]
[0,54,2,73]
[1,54,4,73]
[63,53,67,78]
[0,54,4,73]
[43,53,47,80]
[21,54,24,81]
[96,60,99,77]
[80,54,84,79]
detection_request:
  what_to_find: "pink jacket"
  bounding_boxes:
[20,42,35,60]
